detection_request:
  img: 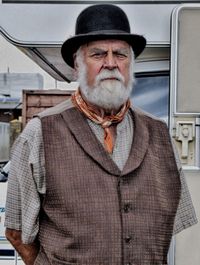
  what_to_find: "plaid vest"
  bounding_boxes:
[35,101,181,265]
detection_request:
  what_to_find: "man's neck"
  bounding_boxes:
[97,107,120,118]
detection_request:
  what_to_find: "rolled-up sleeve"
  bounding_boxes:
[5,118,46,244]
[173,167,198,234]
[171,139,198,234]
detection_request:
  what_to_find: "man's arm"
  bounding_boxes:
[5,118,45,263]
[5,228,39,265]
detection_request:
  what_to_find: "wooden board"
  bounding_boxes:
[22,90,73,127]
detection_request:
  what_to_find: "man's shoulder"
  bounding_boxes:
[20,117,42,142]
[36,97,74,119]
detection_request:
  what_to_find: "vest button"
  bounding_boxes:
[121,177,129,185]
[123,202,132,213]
[125,235,132,243]
[126,263,132,265]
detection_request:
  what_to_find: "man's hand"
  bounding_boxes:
[5,228,39,265]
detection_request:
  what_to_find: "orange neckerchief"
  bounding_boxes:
[71,89,130,154]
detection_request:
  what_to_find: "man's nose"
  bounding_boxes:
[103,53,117,69]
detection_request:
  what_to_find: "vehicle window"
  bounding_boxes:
[131,74,169,123]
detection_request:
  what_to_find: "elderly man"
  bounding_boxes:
[5,4,197,265]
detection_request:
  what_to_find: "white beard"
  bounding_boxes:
[76,48,135,111]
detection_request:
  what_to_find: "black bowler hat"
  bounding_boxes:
[61,4,146,68]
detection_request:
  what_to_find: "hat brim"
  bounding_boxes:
[61,32,146,68]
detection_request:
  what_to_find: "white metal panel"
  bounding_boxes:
[0,3,177,45]
[171,4,200,115]
[0,2,174,81]
[170,4,200,265]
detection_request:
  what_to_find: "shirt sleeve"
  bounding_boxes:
[5,117,46,244]
[171,139,198,234]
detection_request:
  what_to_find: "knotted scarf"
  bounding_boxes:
[71,89,130,153]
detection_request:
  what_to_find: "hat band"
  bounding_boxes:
[76,29,130,36]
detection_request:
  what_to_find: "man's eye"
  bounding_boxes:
[116,53,127,59]
[92,53,104,59]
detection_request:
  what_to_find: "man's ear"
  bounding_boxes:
[73,54,78,80]
[73,54,79,71]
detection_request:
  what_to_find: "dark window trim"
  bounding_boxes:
[3,1,200,4]
[135,70,169,78]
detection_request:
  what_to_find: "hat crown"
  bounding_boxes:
[61,4,146,69]
[75,4,131,35]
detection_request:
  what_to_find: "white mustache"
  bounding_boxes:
[95,69,125,83]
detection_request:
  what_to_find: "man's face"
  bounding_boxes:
[74,39,134,111]
[78,39,131,88]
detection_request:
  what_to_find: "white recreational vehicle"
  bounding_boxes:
[0,1,200,264]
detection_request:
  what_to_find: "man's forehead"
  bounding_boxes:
[84,39,130,50]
